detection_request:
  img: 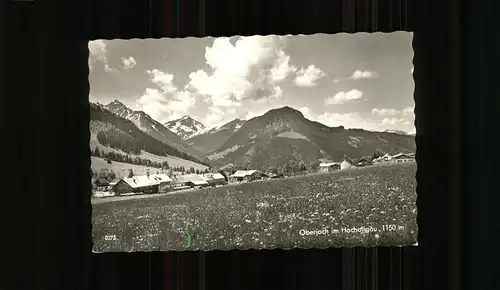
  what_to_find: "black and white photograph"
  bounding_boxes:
[89,32,417,252]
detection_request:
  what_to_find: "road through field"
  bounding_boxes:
[92,162,418,252]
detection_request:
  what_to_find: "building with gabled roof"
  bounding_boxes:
[172,174,209,188]
[94,177,110,187]
[112,175,160,195]
[201,173,227,186]
[390,152,415,163]
[149,173,174,192]
[373,152,415,164]
[229,170,268,182]
[319,162,341,172]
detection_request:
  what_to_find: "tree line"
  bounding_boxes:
[92,147,167,168]
[92,147,210,173]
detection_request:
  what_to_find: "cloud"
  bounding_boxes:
[88,40,114,72]
[349,70,377,80]
[136,88,196,122]
[146,69,177,93]
[187,35,295,110]
[302,104,415,132]
[312,112,379,131]
[403,106,414,115]
[333,79,341,83]
[298,107,310,117]
[89,40,107,62]
[381,117,406,126]
[325,89,363,105]
[294,65,326,87]
[121,56,137,69]
[371,106,415,130]
[204,106,226,127]
[372,108,401,117]
[136,69,197,122]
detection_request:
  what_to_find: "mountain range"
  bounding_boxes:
[89,103,209,167]
[103,100,206,160]
[90,100,416,172]
[205,106,416,171]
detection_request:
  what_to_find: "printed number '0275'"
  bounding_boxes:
[104,235,117,241]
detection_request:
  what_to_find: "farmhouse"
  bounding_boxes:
[149,173,174,192]
[391,153,415,163]
[202,173,227,186]
[230,170,268,182]
[94,177,110,190]
[112,175,160,195]
[372,152,415,164]
[319,162,341,172]
[173,174,210,188]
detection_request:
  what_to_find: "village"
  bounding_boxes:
[91,152,415,199]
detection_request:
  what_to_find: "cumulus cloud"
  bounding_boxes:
[186,35,297,127]
[371,106,415,131]
[372,108,401,116]
[188,36,294,104]
[349,70,377,80]
[294,65,326,87]
[88,40,113,72]
[299,104,415,132]
[403,106,414,115]
[121,56,137,69]
[136,69,196,122]
[325,89,363,105]
[146,69,177,93]
[381,117,409,126]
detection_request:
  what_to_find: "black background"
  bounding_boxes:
[3,0,499,289]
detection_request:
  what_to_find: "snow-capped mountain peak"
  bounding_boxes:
[105,99,135,119]
[207,118,246,134]
[164,116,207,139]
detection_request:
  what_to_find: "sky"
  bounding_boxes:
[89,32,415,133]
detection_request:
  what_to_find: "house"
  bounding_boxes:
[202,173,227,186]
[390,153,415,163]
[373,152,415,164]
[319,162,341,173]
[173,174,210,188]
[230,170,268,182]
[149,173,174,192]
[112,175,160,195]
[94,177,110,190]
[340,160,353,170]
